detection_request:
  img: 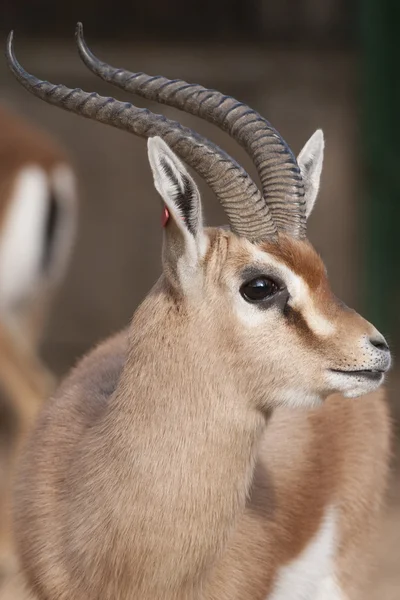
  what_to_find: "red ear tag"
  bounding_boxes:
[161,206,170,227]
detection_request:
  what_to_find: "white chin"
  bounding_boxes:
[275,389,323,409]
[326,371,385,399]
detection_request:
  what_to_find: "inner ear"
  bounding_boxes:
[297,129,324,219]
[148,136,203,241]
[159,157,198,236]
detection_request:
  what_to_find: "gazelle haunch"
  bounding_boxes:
[7,27,391,600]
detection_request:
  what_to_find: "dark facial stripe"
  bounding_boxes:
[283,304,319,347]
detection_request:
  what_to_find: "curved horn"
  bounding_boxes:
[76,22,306,238]
[6,31,277,241]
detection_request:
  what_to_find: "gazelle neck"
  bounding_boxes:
[97,280,266,594]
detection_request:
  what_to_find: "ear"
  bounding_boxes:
[147,137,206,276]
[297,129,324,219]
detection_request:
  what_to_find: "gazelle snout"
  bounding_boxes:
[369,333,390,354]
[326,317,391,398]
[365,330,391,371]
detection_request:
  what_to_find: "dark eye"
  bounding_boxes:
[240,277,279,303]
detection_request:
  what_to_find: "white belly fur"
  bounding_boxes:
[267,506,345,600]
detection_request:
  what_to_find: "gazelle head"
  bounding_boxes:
[148,136,390,407]
[6,24,391,410]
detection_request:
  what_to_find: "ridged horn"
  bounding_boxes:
[5,32,278,241]
[76,22,306,238]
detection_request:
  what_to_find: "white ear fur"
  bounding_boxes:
[147,137,203,238]
[147,137,207,273]
[297,129,324,219]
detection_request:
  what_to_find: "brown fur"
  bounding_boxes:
[0,105,66,192]
[12,227,391,600]
[261,236,327,291]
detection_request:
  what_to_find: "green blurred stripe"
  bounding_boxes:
[359,0,400,342]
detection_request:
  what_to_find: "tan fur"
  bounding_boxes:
[0,105,77,591]
[12,225,391,600]
[204,392,390,599]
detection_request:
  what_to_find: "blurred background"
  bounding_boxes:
[0,1,399,598]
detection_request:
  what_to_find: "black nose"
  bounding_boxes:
[369,336,390,353]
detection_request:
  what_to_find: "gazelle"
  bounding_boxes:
[0,104,77,584]
[6,25,391,600]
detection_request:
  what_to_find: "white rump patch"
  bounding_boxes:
[0,164,77,316]
[0,166,49,311]
[268,506,341,600]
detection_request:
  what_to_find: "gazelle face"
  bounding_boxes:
[205,230,391,407]
[148,134,391,410]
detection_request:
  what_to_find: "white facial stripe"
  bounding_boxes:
[252,248,335,337]
[287,272,335,337]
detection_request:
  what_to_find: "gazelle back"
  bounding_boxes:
[5,25,391,600]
